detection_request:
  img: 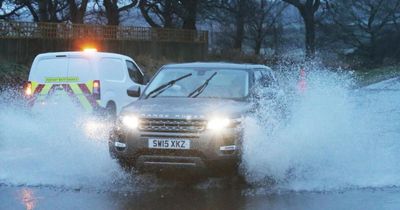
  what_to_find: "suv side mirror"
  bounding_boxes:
[127,85,141,97]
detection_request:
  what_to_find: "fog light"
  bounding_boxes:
[219,145,236,151]
[115,142,126,148]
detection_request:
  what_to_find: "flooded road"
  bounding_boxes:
[1,73,399,210]
[2,185,400,210]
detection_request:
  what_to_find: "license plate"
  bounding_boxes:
[148,138,190,150]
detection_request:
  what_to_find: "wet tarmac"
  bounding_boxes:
[2,184,400,210]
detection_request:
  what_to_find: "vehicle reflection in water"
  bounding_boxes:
[1,184,400,210]
[20,188,36,210]
[115,188,246,210]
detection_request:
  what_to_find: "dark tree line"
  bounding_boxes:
[324,0,400,65]
[202,0,286,54]
[1,0,400,65]
[0,0,312,55]
[0,0,139,24]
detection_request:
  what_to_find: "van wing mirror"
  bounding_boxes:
[143,74,150,84]
[140,84,146,94]
[127,85,141,97]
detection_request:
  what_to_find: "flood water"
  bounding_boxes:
[1,70,399,210]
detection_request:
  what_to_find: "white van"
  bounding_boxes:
[24,51,145,116]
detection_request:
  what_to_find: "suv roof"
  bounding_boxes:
[163,62,269,70]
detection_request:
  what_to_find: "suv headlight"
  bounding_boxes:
[207,118,231,130]
[122,115,139,129]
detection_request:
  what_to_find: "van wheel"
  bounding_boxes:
[105,102,117,121]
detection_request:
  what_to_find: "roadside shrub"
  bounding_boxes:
[0,62,29,90]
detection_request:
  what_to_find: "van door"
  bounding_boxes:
[28,55,99,112]
[66,57,98,112]
[99,58,127,113]
[29,57,69,104]
[30,57,69,83]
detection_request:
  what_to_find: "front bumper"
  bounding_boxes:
[109,125,242,170]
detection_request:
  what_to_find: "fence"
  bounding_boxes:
[0,21,208,64]
[0,21,208,43]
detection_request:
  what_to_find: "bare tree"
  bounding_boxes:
[67,0,89,23]
[95,0,138,25]
[326,0,400,64]
[139,0,200,29]
[246,0,287,55]
[1,0,92,23]
[36,0,68,22]
[0,0,25,20]
[282,0,320,58]
[10,0,69,22]
[180,0,198,30]
[139,0,180,28]
[221,0,250,50]
[203,0,254,51]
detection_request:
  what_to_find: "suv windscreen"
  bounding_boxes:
[144,68,249,99]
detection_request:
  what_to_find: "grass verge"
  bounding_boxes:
[0,62,29,90]
[355,65,400,87]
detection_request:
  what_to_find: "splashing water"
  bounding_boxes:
[0,91,124,189]
[0,66,399,193]
[0,90,196,192]
[241,66,400,191]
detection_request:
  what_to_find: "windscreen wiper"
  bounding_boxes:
[145,73,192,99]
[188,72,217,98]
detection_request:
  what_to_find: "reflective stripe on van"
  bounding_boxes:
[29,81,100,112]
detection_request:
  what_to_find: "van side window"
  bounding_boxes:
[100,58,124,81]
[68,58,91,81]
[126,61,144,84]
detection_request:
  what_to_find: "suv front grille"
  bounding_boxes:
[139,118,207,133]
